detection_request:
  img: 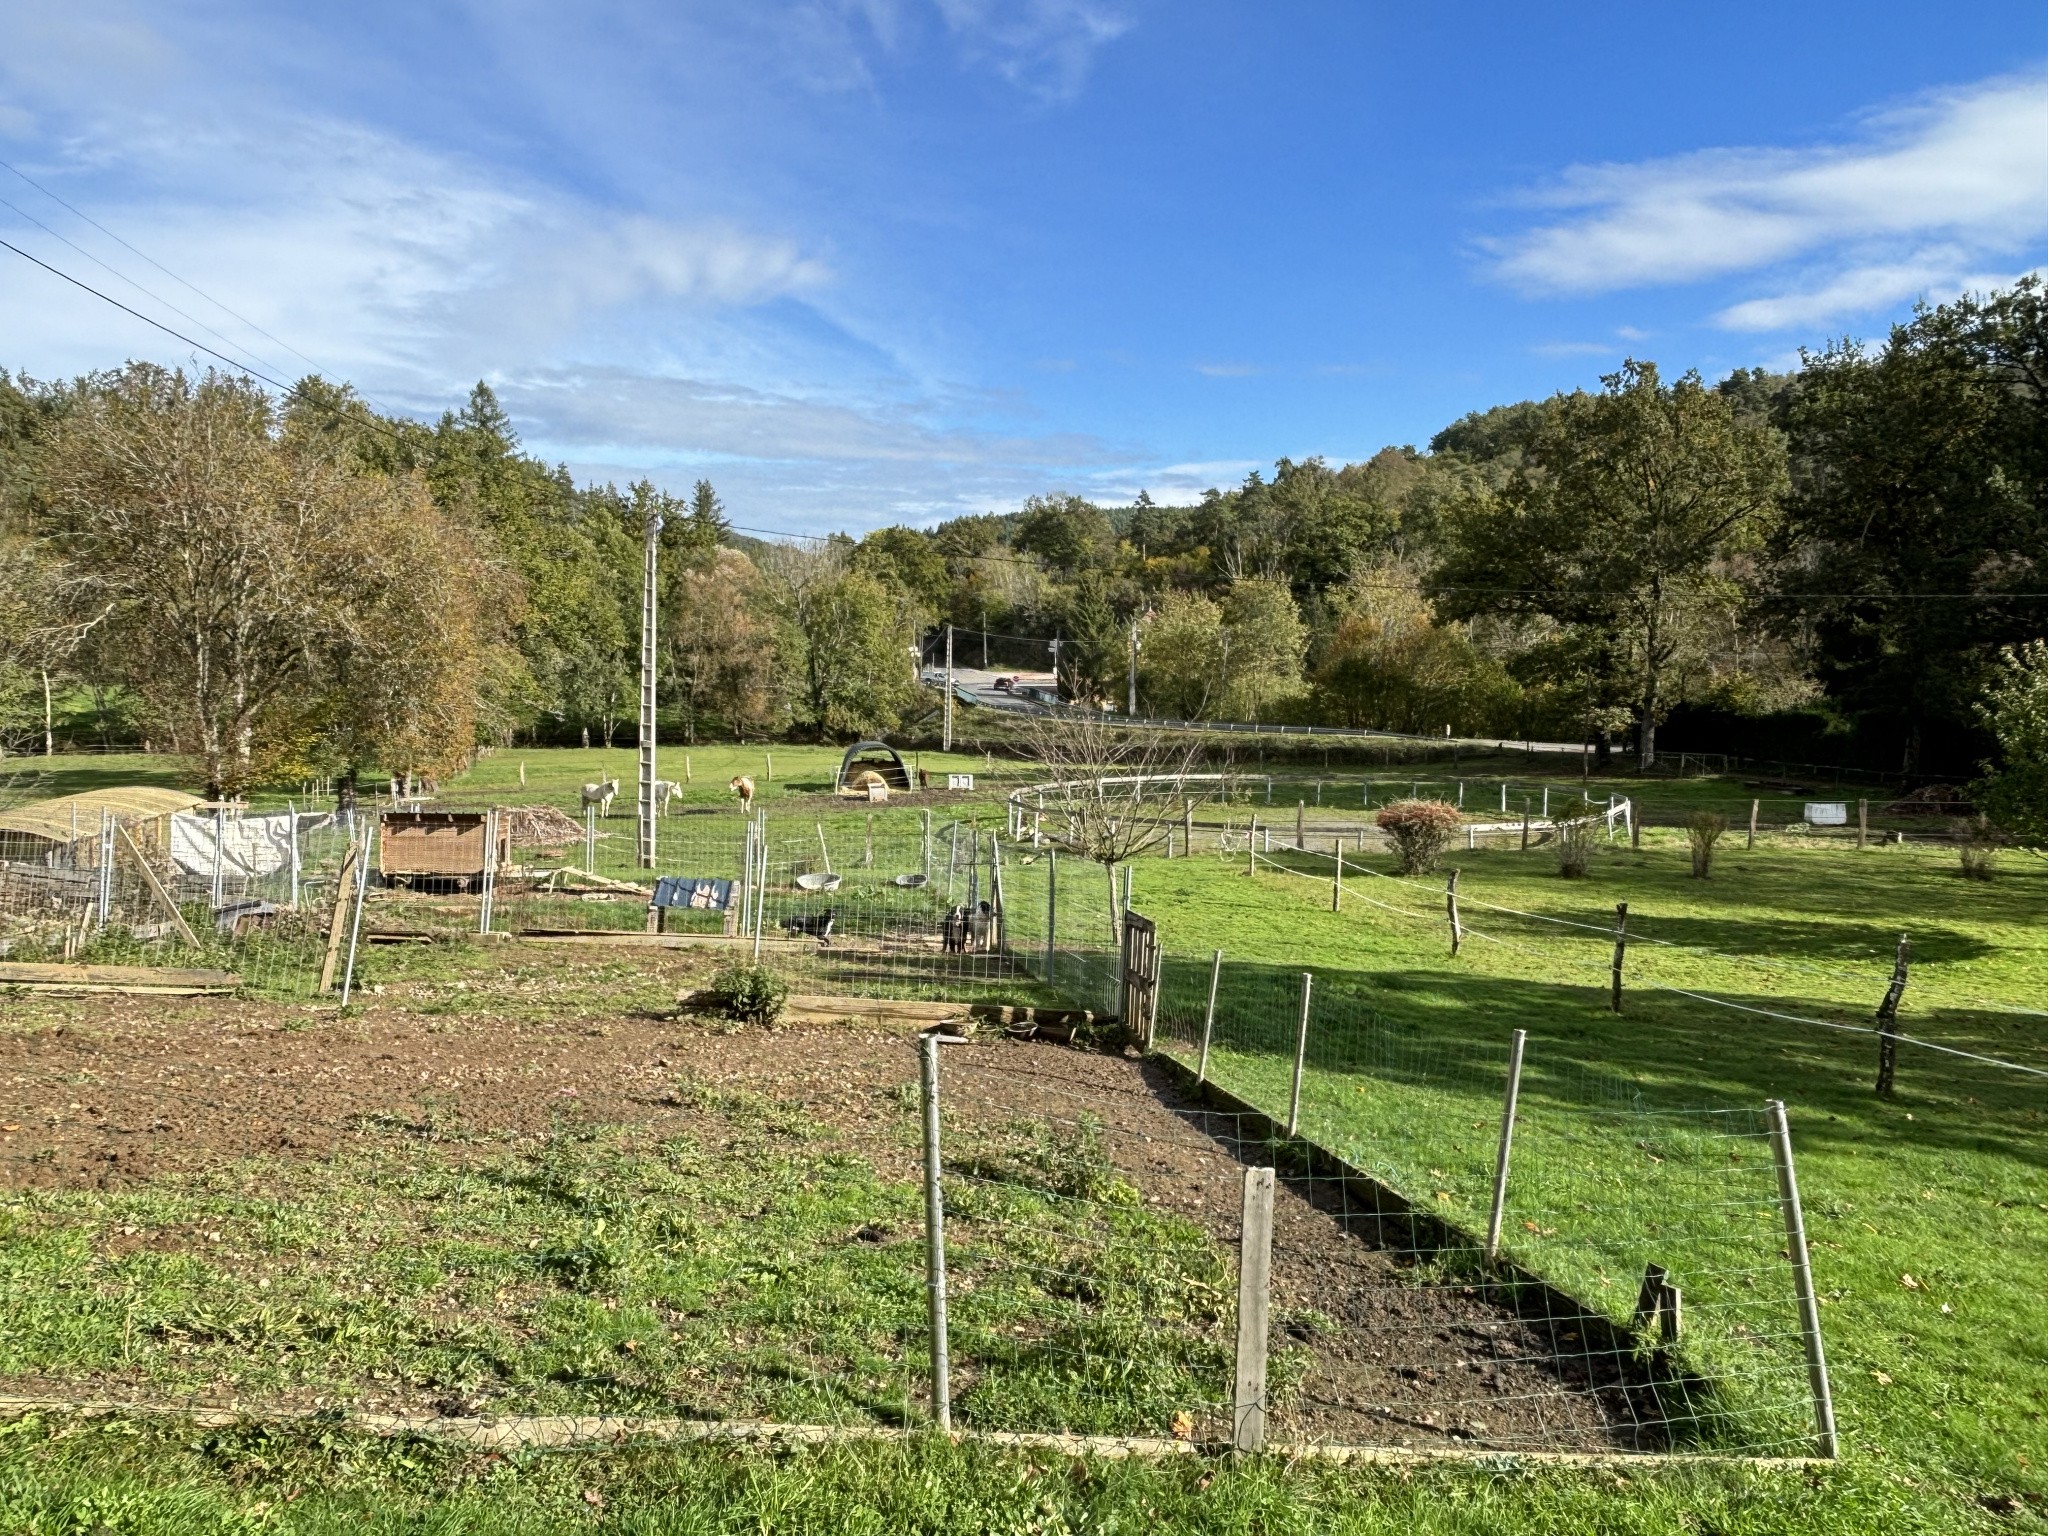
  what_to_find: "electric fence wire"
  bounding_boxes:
[1239,844,2048,1082]
[1229,807,2048,1029]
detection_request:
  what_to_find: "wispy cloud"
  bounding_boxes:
[931,0,1132,102]
[1484,67,2048,330]
[1193,361,1259,378]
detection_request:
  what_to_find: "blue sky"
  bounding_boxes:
[2,2,2045,531]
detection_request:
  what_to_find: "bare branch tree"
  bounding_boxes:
[1012,709,1204,944]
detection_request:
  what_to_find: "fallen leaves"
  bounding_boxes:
[1900,1274,1922,1291]
[1170,1410,1194,1442]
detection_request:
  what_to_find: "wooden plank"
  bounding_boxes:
[0,1394,1829,1466]
[117,823,197,948]
[0,962,240,992]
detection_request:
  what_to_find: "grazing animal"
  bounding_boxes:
[781,908,837,945]
[651,778,682,815]
[729,775,756,813]
[580,778,619,817]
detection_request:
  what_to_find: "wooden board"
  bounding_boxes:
[0,962,241,994]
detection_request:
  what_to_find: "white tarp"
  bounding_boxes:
[1804,802,1849,826]
[170,810,331,879]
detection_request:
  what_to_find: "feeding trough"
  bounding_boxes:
[893,872,929,888]
[795,871,843,892]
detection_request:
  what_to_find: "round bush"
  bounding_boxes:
[701,962,789,1025]
[1374,798,1463,874]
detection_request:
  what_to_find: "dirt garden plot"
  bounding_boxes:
[1,973,1669,1453]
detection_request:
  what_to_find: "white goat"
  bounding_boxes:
[580,778,619,817]
[651,778,682,815]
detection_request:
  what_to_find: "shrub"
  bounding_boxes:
[1686,811,1727,878]
[1374,798,1462,874]
[700,962,789,1025]
[1552,804,1598,878]
[1955,815,1999,881]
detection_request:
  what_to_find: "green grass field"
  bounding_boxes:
[2,746,2042,1530]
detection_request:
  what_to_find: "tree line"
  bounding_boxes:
[0,277,2040,793]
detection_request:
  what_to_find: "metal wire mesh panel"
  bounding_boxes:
[1149,948,1827,1455]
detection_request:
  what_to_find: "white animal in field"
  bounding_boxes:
[581,778,619,817]
[651,778,682,815]
[729,775,756,813]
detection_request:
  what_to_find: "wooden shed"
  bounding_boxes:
[379,811,509,891]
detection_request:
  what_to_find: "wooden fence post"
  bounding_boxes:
[1233,1167,1275,1453]
[1749,798,1759,850]
[1858,799,1869,850]
[1295,800,1305,850]
[1446,869,1462,956]
[1874,933,1910,1096]
[1610,901,1629,1013]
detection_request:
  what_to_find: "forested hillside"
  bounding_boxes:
[1,279,2041,789]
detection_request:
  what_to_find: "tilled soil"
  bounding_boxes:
[0,974,1666,1452]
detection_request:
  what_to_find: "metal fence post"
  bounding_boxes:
[1197,948,1222,1084]
[751,814,767,962]
[1044,847,1057,985]
[1485,1028,1527,1259]
[478,808,498,934]
[1286,971,1314,1136]
[211,805,225,911]
[1233,1166,1275,1452]
[287,801,301,910]
[1767,1099,1839,1458]
[919,1032,952,1430]
[585,802,597,873]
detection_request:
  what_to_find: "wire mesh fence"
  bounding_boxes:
[0,805,370,997]
[1146,950,1831,1455]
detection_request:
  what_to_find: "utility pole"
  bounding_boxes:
[942,623,955,752]
[637,505,662,869]
[1127,618,1139,716]
[1049,636,1062,704]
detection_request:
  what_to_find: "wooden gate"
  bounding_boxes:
[1122,910,1161,1049]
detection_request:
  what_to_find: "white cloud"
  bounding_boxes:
[931,0,1131,101]
[1485,67,2048,330]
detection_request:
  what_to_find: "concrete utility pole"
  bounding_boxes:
[637,507,662,869]
[1049,636,1062,703]
[942,623,955,752]
[1127,618,1139,716]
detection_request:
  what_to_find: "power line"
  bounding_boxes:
[0,195,295,385]
[0,155,335,383]
[0,237,293,390]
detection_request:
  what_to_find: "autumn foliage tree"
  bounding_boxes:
[37,365,517,796]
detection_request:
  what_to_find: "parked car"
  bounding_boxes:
[993,674,1017,692]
